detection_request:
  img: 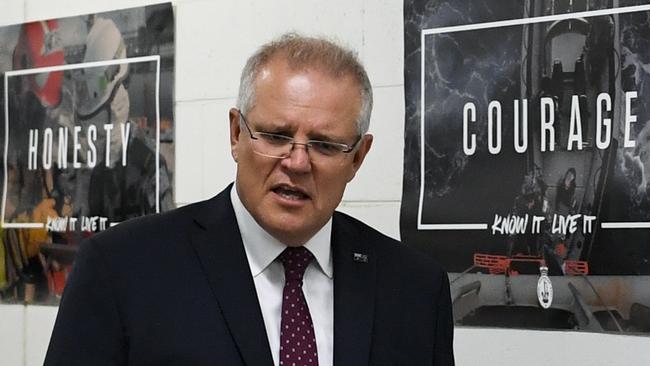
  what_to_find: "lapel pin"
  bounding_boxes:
[353,252,368,263]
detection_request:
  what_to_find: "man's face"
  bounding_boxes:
[230,56,372,246]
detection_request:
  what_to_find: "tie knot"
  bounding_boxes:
[279,246,313,282]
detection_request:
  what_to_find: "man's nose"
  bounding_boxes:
[281,143,312,173]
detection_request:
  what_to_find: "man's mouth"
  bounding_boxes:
[272,185,310,201]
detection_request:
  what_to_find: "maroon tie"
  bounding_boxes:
[279,247,319,366]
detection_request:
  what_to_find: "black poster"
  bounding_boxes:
[0,3,174,304]
[402,0,650,333]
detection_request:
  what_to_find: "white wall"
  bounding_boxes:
[1,0,649,365]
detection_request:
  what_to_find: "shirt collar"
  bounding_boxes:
[230,184,333,279]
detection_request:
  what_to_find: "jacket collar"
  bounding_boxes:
[188,184,274,366]
[332,211,376,366]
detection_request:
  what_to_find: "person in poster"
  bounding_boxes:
[3,20,69,303]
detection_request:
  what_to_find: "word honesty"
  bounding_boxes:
[491,214,596,235]
[27,122,131,170]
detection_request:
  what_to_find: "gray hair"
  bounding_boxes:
[236,33,373,136]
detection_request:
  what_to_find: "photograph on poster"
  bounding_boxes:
[402,0,650,333]
[0,3,174,305]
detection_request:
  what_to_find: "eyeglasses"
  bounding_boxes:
[237,109,361,162]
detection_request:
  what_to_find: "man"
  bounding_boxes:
[45,34,454,365]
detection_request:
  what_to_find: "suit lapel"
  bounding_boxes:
[187,187,273,366]
[332,213,376,365]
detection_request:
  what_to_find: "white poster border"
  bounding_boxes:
[418,4,650,230]
[2,55,161,229]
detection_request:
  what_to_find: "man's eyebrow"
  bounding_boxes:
[253,120,294,132]
[307,132,331,141]
[252,119,352,142]
[308,132,348,143]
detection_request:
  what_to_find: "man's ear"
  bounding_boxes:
[229,108,241,162]
[347,134,373,182]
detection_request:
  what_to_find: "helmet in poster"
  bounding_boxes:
[12,20,65,107]
[77,17,128,117]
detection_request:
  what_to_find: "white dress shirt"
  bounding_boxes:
[230,186,333,366]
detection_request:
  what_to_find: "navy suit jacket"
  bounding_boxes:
[45,186,454,365]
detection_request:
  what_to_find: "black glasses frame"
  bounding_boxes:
[237,109,361,155]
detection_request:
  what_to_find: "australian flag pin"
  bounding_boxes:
[353,252,368,263]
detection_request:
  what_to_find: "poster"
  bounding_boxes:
[0,3,174,304]
[402,0,650,333]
